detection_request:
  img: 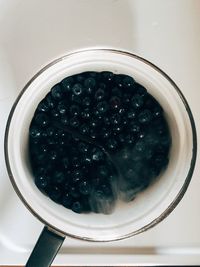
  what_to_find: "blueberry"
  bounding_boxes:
[72,83,83,96]
[97,101,109,113]
[95,89,105,101]
[90,118,101,128]
[76,74,85,83]
[135,140,146,153]
[72,169,83,183]
[51,84,63,100]
[153,106,163,118]
[35,174,49,190]
[114,74,124,88]
[51,109,60,119]
[49,150,57,161]
[79,181,91,195]
[46,94,55,109]
[29,125,42,139]
[122,93,131,105]
[122,76,135,89]
[117,133,126,144]
[109,96,121,109]
[125,133,135,145]
[57,102,67,114]
[62,193,73,208]
[131,94,144,109]
[61,115,69,126]
[110,113,121,125]
[84,77,96,94]
[113,125,123,134]
[112,87,122,97]
[136,83,147,97]
[70,105,80,116]
[70,117,80,128]
[101,71,114,83]
[127,109,136,119]
[130,122,140,133]
[78,142,89,153]
[103,116,111,126]
[53,171,65,184]
[70,186,80,198]
[89,128,98,139]
[35,113,49,127]
[49,186,62,202]
[106,138,118,151]
[82,154,92,165]
[80,124,89,135]
[81,108,91,119]
[82,97,91,107]
[138,109,152,124]
[71,201,82,213]
[97,165,109,178]
[61,76,74,92]
[71,156,81,168]
[37,100,49,113]
[62,157,70,169]
[90,147,104,161]
[100,127,111,139]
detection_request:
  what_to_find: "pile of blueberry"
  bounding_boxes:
[29,71,171,214]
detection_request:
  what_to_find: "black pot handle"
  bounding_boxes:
[26,226,65,267]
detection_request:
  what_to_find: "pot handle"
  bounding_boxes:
[26,226,65,267]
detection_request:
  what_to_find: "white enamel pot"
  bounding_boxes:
[4,49,197,267]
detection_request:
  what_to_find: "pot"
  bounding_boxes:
[4,49,197,267]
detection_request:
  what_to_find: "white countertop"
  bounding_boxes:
[0,0,200,265]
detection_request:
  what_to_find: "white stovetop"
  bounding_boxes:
[0,0,200,265]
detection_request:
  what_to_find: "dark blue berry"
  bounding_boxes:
[101,71,114,83]
[49,186,62,202]
[35,113,49,127]
[57,102,67,114]
[37,100,49,113]
[112,87,122,97]
[62,193,73,208]
[80,124,90,135]
[70,117,80,128]
[51,84,63,100]
[95,89,105,101]
[127,109,136,119]
[130,122,140,133]
[109,96,121,109]
[69,105,80,116]
[84,77,96,94]
[131,94,144,109]
[110,113,121,125]
[138,109,152,124]
[72,83,83,96]
[70,186,80,198]
[71,201,82,213]
[79,181,91,195]
[51,109,60,119]
[62,157,70,169]
[100,127,111,139]
[97,101,109,114]
[90,147,104,161]
[82,97,91,107]
[78,142,89,154]
[72,169,83,183]
[71,156,81,168]
[122,76,135,89]
[53,171,65,184]
[107,138,118,151]
[30,125,42,139]
[35,174,49,190]
[135,140,146,153]
[61,76,74,92]
[81,108,91,119]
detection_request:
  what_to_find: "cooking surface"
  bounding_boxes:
[0,0,200,265]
